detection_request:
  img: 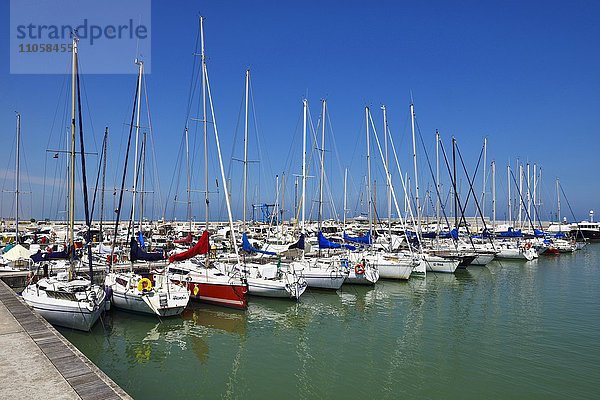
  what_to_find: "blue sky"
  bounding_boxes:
[1,0,599,224]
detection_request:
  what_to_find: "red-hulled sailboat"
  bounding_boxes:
[166,17,248,309]
[166,231,248,310]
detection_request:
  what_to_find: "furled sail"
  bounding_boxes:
[288,234,305,250]
[168,230,209,263]
[319,232,355,250]
[343,231,372,245]
[242,233,276,256]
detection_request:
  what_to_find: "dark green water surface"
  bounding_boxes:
[60,244,600,399]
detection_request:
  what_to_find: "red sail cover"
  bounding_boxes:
[169,231,209,263]
[174,233,193,244]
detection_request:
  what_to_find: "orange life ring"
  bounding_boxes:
[524,242,532,250]
[355,263,365,275]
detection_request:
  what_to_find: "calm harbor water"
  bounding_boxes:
[60,245,600,399]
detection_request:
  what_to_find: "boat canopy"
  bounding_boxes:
[421,231,437,239]
[439,228,459,240]
[130,237,164,262]
[174,233,193,244]
[288,234,305,250]
[168,230,209,263]
[343,231,372,245]
[319,232,356,250]
[30,247,70,262]
[497,228,523,238]
[242,233,276,256]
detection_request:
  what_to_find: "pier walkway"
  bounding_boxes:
[0,279,131,400]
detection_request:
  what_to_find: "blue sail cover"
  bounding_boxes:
[130,237,164,262]
[343,231,372,245]
[438,228,459,240]
[30,246,71,262]
[404,230,418,242]
[497,228,523,238]
[553,231,567,238]
[242,233,277,256]
[138,231,146,249]
[533,229,546,237]
[288,234,305,250]
[421,231,437,239]
[471,229,493,239]
[319,232,356,250]
[31,251,45,263]
[46,248,71,260]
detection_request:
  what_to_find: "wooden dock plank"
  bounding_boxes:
[0,279,131,399]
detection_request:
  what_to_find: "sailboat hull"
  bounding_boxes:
[378,264,414,280]
[421,256,460,273]
[110,290,188,317]
[187,280,247,309]
[470,253,496,266]
[21,283,106,331]
[105,272,189,317]
[345,266,379,285]
[247,278,307,299]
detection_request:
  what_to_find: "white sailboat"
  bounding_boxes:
[495,240,536,261]
[105,270,189,316]
[226,70,307,300]
[289,99,347,290]
[22,36,106,331]
[365,106,417,279]
[239,261,307,299]
[167,17,249,309]
[103,59,189,317]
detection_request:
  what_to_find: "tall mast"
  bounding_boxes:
[507,163,512,224]
[280,172,285,225]
[556,178,561,230]
[526,162,531,227]
[435,130,440,234]
[131,59,143,235]
[410,102,420,232]
[382,105,391,241]
[452,137,458,229]
[301,99,307,233]
[274,175,279,225]
[518,162,523,228]
[482,137,487,222]
[491,160,496,230]
[200,16,209,231]
[69,36,78,251]
[533,163,537,223]
[184,127,191,231]
[343,168,348,229]
[243,69,250,231]
[538,167,543,220]
[366,107,372,235]
[201,19,240,264]
[318,99,326,231]
[294,176,298,222]
[99,128,108,241]
[140,131,147,231]
[15,113,21,243]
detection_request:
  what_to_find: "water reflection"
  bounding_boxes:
[58,245,600,400]
[182,303,247,336]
